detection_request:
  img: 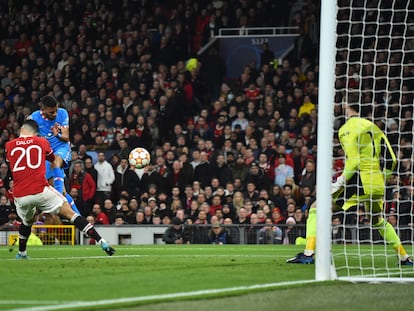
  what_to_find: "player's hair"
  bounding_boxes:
[22,119,39,134]
[343,91,360,113]
[41,95,58,108]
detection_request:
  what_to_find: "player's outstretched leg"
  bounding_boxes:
[370,200,413,266]
[65,193,81,214]
[287,202,316,264]
[70,214,115,256]
[59,202,115,256]
[47,162,80,214]
[52,166,66,194]
[16,224,32,259]
[374,217,413,266]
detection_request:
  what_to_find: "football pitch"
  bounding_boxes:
[1,245,413,311]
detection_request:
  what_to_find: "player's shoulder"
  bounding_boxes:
[57,107,69,117]
[30,135,48,144]
[5,139,12,149]
[29,110,41,120]
[341,117,366,131]
[57,107,68,113]
[57,108,69,121]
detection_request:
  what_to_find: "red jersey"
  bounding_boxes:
[5,136,55,197]
[244,87,261,102]
[95,212,110,225]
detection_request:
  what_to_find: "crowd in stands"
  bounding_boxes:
[0,0,412,244]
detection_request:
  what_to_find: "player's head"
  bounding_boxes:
[21,119,39,136]
[342,92,360,118]
[40,95,58,120]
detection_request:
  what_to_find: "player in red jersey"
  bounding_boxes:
[5,120,115,259]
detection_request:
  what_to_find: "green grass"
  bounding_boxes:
[0,245,413,311]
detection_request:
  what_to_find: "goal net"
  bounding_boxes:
[327,0,414,282]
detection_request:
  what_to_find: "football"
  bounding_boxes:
[128,147,151,169]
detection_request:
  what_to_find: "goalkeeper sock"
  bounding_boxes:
[65,193,81,214]
[52,167,65,194]
[374,218,408,259]
[304,207,317,256]
[71,215,102,242]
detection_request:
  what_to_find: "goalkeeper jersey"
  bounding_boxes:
[338,116,396,195]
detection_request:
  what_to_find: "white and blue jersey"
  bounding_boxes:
[30,108,72,169]
[30,107,81,215]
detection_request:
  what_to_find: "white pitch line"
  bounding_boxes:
[10,280,319,311]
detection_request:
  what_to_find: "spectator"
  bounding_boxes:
[211,154,233,187]
[271,207,285,225]
[283,216,298,245]
[223,217,240,244]
[94,152,115,205]
[114,214,126,226]
[257,217,283,244]
[143,204,154,224]
[166,160,192,192]
[162,217,190,244]
[274,154,295,187]
[68,188,87,218]
[193,151,213,188]
[208,222,233,244]
[116,138,131,160]
[260,43,275,67]
[102,199,117,225]
[112,158,141,202]
[244,161,270,191]
[69,160,96,214]
[235,207,250,225]
[243,182,260,206]
[84,157,98,182]
[222,204,237,223]
[298,95,315,118]
[209,195,223,217]
[135,210,146,225]
[246,213,261,244]
[92,203,110,225]
[299,159,317,195]
[0,162,12,189]
[231,110,249,131]
[229,154,248,184]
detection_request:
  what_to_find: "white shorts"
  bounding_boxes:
[14,186,67,226]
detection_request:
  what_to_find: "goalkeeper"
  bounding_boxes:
[287,95,413,265]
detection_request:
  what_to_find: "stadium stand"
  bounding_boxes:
[0,0,410,245]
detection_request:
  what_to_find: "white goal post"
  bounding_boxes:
[316,0,414,282]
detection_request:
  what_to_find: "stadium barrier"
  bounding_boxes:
[2,223,411,246]
[81,224,306,245]
[1,225,75,246]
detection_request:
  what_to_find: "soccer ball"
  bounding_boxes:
[128,147,151,169]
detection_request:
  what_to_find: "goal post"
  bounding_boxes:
[316,0,414,282]
[315,0,337,281]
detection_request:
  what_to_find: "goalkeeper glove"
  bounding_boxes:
[332,175,345,194]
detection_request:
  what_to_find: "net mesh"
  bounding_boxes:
[332,0,414,280]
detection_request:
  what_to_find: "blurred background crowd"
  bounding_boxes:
[0,0,411,244]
